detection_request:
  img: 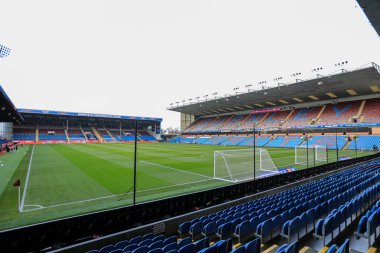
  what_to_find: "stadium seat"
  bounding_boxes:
[244,238,260,253]
[177,237,191,249]
[99,245,115,253]
[178,243,194,253]
[193,237,209,252]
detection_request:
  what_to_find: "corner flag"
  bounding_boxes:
[13,179,21,212]
[13,179,20,187]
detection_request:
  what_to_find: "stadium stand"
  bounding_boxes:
[12,125,36,141]
[223,136,248,146]
[203,136,228,145]
[348,135,380,151]
[307,135,347,150]
[202,116,233,133]
[139,130,157,141]
[236,114,264,131]
[220,115,247,131]
[67,128,86,141]
[38,128,67,141]
[265,135,303,148]
[260,111,292,129]
[285,107,322,128]
[81,159,380,253]
[317,101,361,125]
[361,99,380,123]
[97,127,115,142]
[239,136,271,147]
[82,127,98,140]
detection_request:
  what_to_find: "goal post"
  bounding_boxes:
[295,145,327,165]
[213,148,278,183]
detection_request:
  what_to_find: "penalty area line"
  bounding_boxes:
[20,145,35,212]
[21,177,216,212]
[140,160,212,179]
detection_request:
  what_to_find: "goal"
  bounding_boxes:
[214,148,278,183]
[295,145,327,165]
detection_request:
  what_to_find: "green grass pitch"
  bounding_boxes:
[0,142,372,231]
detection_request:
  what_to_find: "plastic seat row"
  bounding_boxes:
[179,161,380,244]
[313,181,380,246]
[325,238,349,253]
[355,198,380,248]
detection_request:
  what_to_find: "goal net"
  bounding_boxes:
[295,145,327,165]
[214,148,278,183]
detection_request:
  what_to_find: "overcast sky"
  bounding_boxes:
[0,0,379,128]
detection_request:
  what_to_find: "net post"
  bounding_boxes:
[133,120,138,206]
[213,151,216,179]
[253,127,256,179]
[306,132,309,169]
[335,131,339,161]
[326,144,329,164]
[313,145,316,167]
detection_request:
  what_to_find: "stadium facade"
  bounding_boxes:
[0,87,162,144]
[168,64,380,151]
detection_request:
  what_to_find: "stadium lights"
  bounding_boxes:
[233,87,240,95]
[195,96,200,101]
[335,61,349,72]
[291,72,302,82]
[273,77,284,87]
[0,44,11,58]
[311,67,324,78]
[203,95,209,101]
[258,81,267,85]
[212,92,219,99]
[245,84,254,92]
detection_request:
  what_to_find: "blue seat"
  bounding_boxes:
[234,220,251,243]
[177,237,191,249]
[275,244,288,253]
[149,241,163,250]
[217,222,232,240]
[86,250,98,253]
[109,250,122,253]
[189,222,203,240]
[100,245,115,253]
[152,235,165,242]
[214,239,229,253]
[178,222,191,238]
[178,243,194,253]
[198,246,216,253]
[132,246,149,253]
[337,239,349,253]
[139,239,153,247]
[123,244,138,252]
[284,241,298,253]
[231,246,246,253]
[148,249,163,253]
[130,236,143,245]
[143,233,155,240]
[193,237,209,252]
[163,236,177,246]
[244,238,260,253]
[163,242,178,253]
[326,245,338,253]
[115,240,129,250]
[203,221,217,238]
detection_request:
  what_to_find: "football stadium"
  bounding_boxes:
[1,1,380,253]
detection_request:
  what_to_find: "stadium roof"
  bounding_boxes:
[17,108,162,122]
[357,0,380,37]
[0,86,23,122]
[168,63,380,116]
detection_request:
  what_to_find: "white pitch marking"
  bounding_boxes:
[20,145,35,212]
[140,160,211,179]
[21,177,217,212]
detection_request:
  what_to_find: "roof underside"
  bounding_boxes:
[357,0,380,37]
[169,65,380,116]
[0,86,23,122]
